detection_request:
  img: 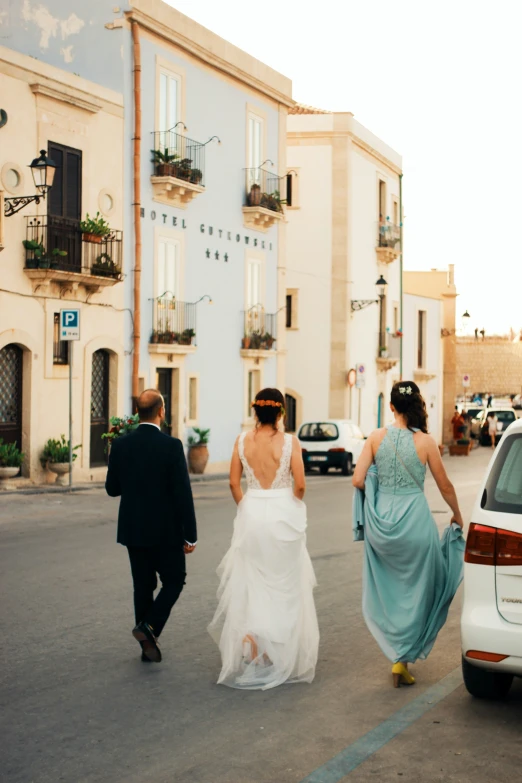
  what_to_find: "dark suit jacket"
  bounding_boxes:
[105,424,197,548]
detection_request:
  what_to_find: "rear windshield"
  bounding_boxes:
[466,408,483,419]
[483,433,522,514]
[299,423,339,442]
[494,411,516,422]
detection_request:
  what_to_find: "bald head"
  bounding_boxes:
[137,389,165,423]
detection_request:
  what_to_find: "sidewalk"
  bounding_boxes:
[0,471,230,497]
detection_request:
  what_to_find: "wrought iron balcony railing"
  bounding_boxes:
[241,307,277,351]
[150,297,197,346]
[25,216,122,279]
[244,167,287,214]
[377,220,400,250]
[151,130,205,187]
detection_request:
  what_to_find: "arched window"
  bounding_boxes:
[90,349,110,467]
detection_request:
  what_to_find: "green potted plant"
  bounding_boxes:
[23,239,67,269]
[0,439,24,487]
[176,158,192,181]
[151,147,179,177]
[102,415,139,452]
[250,330,262,350]
[190,168,203,185]
[41,435,81,485]
[80,212,111,244]
[262,332,276,350]
[248,183,261,206]
[379,346,389,359]
[187,427,210,474]
[150,330,159,344]
[92,252,121,278]
[180,328,195,345]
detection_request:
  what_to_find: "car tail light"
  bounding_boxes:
[464,523,496,565]
[465,523,522,566]
[496,528,522,566]
[328,448,346,453]
[466,650,508,663]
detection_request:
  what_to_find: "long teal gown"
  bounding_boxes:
[353,426,465,664]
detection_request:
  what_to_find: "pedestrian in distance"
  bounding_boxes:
[487,411,499,450]
[451,406,465,442]
[208,388,319,690]
[105,389,197,663]
[352,382,465,689]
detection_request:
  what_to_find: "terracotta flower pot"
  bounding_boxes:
[449,443,472,456]
[188,445,209,475]
[157,163,175,177]
[82,233,103,244]
[48,462,71,485]
[249,186,261,206]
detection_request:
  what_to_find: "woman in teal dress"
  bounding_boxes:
[352,381,465,688]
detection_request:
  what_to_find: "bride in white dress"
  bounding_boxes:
[208,388,319,690]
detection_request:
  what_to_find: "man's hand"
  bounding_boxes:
[184,542,196,554]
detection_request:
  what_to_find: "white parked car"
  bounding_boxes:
[298,420,365,476]
[470,407,517,444]
[461,417,522,698]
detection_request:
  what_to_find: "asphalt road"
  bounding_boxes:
[1,447,521,783]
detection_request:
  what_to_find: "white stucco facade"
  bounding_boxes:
[286,110,403,436]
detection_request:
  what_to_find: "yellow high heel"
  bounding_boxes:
[392,662,415,688]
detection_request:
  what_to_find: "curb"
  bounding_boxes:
[0,472,230,497]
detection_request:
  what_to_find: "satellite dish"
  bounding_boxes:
[0,109,7,129]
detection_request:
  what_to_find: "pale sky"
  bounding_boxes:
[168,0,522,336]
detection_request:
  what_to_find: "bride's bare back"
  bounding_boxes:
[243,429,286,489]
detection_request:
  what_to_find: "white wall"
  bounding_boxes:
[286,143,333,422]
[403,293,443,442]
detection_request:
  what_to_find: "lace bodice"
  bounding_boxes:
[239,432,293,490]
[374,426,426,490]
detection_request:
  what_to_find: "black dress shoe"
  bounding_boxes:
[141,652,153,663]
[132,622,162,662]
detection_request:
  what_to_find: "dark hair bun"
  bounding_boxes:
[252,388,285,429]
[390,381,428,433]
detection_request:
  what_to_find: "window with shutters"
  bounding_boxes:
[156,59,184,146]
[47,142,82,271]
[246,108,265,190]
[286,289,299,330]
[156,236,180,299]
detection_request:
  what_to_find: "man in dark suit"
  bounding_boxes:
[106,389,197,663]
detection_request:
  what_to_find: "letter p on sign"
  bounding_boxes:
[60,309,80,341]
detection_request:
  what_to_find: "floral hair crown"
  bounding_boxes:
[399,385,413,395]
[251,400,283,408]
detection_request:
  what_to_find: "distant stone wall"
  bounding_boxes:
[456,338,522,396]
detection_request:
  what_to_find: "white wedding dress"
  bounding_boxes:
[208,432,319,690]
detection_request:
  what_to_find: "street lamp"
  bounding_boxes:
[4,149,57,217]
[351,274,388,312]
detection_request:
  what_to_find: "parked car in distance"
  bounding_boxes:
[470,408,517,445]
[461,417,522,699]
[298,420,365,476]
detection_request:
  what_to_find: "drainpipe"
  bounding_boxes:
[131,20,141,408]
[399,172,403,381]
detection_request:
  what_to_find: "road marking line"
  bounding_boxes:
[300,666,463,783]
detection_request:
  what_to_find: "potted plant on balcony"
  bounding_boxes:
[176,158,192,181]
[80,212,111,244]
[250,330,262,350]
[41,435,81,485]
[23,239,67,269]
[261,332,276,350]
[92,252,121,278]
[190,168,203,185]
[248,183,261,207]
[379,346,389,359]
[102,414,139,453]
[180,328,196,345]
[151,147,179,177]
[187,427,210,474]
[449,438,472,457]
[0,439,24,488]
[241,333,252,350]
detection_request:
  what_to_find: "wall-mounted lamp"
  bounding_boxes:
[351,275,388,312]
[4,149,57,217]
[203,136,221,146]
[192,294,213,305]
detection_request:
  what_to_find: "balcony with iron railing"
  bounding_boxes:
[151,130,206,208]
[149,296,197,355]
[241,306,277,357]
[243,167,286,232]
[377,331,401,372]
[24,216,122,292]
[376,219,401,263]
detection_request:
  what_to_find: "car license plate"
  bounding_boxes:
[309,456,327,462]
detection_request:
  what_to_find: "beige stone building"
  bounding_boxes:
[403,267,458,443]
[0,46,125,483]
[456,337,522,398]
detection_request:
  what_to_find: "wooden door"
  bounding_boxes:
[48,141,82,271]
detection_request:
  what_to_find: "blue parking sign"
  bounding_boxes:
[60,309,80,341]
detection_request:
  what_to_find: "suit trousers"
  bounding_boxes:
[127,545,186,637]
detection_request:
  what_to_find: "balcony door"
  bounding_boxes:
[48,141,82,271]
[157,368,180,437]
